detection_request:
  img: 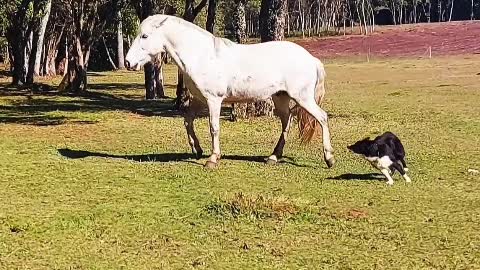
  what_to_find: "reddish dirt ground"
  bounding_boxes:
[297,21,480,59]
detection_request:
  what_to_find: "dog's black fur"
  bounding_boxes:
[348,132,410,182]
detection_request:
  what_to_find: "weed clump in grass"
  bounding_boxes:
[205,192,299,220]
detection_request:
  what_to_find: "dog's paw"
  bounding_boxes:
[404,167,409,172]
[404,175,412,183]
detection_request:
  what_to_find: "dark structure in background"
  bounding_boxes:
[375,8,394,25]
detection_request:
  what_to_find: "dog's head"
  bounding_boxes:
[347,138,378,157]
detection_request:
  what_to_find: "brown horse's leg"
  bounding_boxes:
[184,100,203,159]
[267,93,292,165]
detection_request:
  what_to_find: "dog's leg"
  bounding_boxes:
[389,164,397,176]
[380,169,395,185]
[392,162,411,183]
[399,159,408,172]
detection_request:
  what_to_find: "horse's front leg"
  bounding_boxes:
[205,98,222,168]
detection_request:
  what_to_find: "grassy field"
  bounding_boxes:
[1,56,479,269]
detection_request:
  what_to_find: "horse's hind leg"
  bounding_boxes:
[295,98,335,168]
[184,99,203,159]
[266,93,292,165]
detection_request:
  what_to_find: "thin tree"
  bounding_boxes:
[7,0,33,85]
[472,0,475,20]
[449,0,455,21]
[206,0,217,33]
[133,0,160,99]
[116,0,125,69]
[33,0,52,76]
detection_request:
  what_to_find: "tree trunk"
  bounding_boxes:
[206,0,217,33]
[399,0,404,24]
[414,0,417,23]
[361,0,368,34]
[472,0,475,20]
[59,38,89,93]
[9,0,33,85]
[429,0,433,22]
[25,31,33,82]
[41,23,65,76]
[439,1,442,22]
[103,37,117,70]
[299,0,305,38]
[116,3,125,69]
[33,0,52,76]
[135,0,156,99]
[233,0,247,44]
[153,54,166,98]
[144,62,156,99]
[58,0,107,93]
[449,0,455,21]
[260,0,286,42]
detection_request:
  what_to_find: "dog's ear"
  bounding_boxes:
[368,143,379,155]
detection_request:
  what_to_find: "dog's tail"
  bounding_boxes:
[294,61,326,144]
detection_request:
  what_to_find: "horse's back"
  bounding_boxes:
[215,41,322,100]
[235,41,317,63]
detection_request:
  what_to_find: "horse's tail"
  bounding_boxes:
[294,61,326,144]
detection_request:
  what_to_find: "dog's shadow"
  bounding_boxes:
[327,173,386,181]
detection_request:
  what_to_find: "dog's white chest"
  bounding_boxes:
[365,156,393,170]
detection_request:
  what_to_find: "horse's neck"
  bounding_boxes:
[164,22,215,75]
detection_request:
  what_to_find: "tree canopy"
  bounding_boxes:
[0,0,478,91]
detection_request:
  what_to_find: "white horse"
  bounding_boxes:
[125,14,335,169]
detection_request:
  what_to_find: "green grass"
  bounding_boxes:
[1,56,480,269]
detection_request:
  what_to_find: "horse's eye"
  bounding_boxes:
[141,34,148,39]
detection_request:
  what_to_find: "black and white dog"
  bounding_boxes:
[347,132,411,185]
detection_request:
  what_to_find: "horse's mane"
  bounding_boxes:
[145,15,211,37]
[145,15,236,48]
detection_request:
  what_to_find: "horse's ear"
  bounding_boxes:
[152,18,168,29]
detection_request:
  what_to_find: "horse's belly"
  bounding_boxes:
[226,78,285,101]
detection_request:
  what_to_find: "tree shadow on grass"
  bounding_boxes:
[58,148,308,167]
[0,114,97,126]
[0,82,235,126]
[327,173,386,181]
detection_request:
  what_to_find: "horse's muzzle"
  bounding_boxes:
[125,60,135,70]
[125,60,140,71]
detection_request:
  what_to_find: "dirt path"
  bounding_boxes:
[296,21,480,59]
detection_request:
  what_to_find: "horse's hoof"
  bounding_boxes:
[325,157,335,168]
[204,161,218,169]
[266,158,277,165]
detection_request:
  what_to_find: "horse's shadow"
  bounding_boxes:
[57,148,307,167]
[327,173,386,181]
